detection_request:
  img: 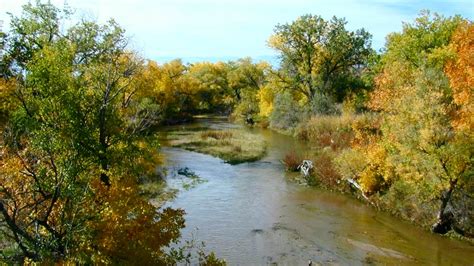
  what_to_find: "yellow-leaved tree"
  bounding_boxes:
[0,2,202,263]
[336,12,473,236]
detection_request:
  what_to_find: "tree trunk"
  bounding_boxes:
[98,106,111,187]
[431,179,457,234]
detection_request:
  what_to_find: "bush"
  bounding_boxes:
[311,152,342,188]
[378,180,436,227]
[282,151,302,171]
[307,92,340,115]
[269,92,304,131]
[342,91,370,115]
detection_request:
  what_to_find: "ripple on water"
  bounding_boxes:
[162,118,474,265]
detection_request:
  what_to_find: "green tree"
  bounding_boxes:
[228,58,270,123]
[268,14,373,104]
[1,2,185,263]
[188,61,231,113]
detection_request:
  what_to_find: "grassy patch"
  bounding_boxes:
[295,115,354,151]
[167,129,267,164]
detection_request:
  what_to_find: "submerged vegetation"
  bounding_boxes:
[0,0,472,263]
[168,129,267,164]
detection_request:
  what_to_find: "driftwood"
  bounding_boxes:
[297,160,313,177]
[297,160,373,205]
[346,178,372,203]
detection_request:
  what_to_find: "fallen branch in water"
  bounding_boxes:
[345,178,374,205]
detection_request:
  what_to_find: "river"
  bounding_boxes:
[161,117,474,265]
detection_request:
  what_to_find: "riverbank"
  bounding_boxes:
[268,113,474,241]
[161,117,474,265]
[156,115,472,241]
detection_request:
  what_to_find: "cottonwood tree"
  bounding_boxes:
[268,14,373,105]
[188,61,230,113]
[227,58,270,122]
[0,2,185,263]
[359,12,471,235]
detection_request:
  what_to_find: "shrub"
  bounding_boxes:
[307,92,340,115]
[335,143,393,196]
[269,92,304,131]
[350,113,381,146]
[334,148,366,181]
[311,152,342,188]
[282,150,302,171]
[342,91,370,115]
[378,180,436,227]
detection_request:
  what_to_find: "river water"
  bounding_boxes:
[161,117,474,265]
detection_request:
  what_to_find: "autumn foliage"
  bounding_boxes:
[1,3,473,264]
[445,22,474,132]
[0,2,188,263]
[337,13,473,235]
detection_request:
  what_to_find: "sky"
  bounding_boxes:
[1,0,473,63]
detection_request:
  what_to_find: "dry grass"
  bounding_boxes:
[168,129,267,164]
[296,115,356,151]
[200,130,233,140]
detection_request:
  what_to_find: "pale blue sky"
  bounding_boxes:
[1,0,473,63]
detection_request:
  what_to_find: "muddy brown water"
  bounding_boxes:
[161,117,474,265]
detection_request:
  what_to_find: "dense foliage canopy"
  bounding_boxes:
[1,1,472,263]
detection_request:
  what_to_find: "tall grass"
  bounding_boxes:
[295,115,354,151]
[200,130,233,140]
[291,114,376,190]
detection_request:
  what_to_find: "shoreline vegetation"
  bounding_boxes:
[284,112,473,241]
[1,0,472,263]
[166,129,267,164]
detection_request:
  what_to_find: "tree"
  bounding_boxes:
[227,58,270,122]
[268,14,373,103]
[0,2,185,262]
[355,11,472,235]
[188,61,230,113]
[227,58,269,100]
[154,59,202,121]
[445,21,474,132]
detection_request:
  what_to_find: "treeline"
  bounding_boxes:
[0,0,472,264]
[130,58,270,124]
[105,15,376,128]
